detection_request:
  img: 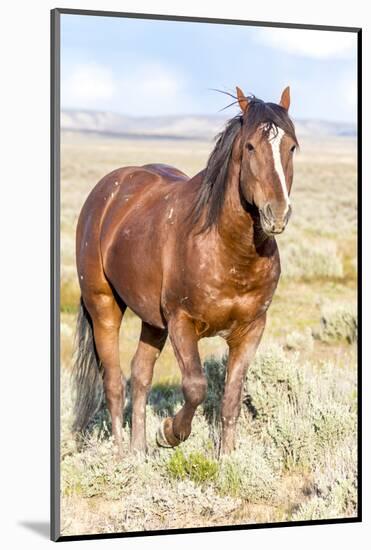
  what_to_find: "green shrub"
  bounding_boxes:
[244,346,356,471]
[61,440,134,499]
[292,439,357,520]
[280,241,343,281]
[311,400,356,451]
[166,448,219,485]
[244,345,304,422]
[267,403,315,469]
[315,302,357,343]
[217,443,280,502]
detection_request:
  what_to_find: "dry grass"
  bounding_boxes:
[60,344,357,536]
[59,130,358,536]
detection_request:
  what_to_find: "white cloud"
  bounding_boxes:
[117,62,195,115]
[254,28,356,59]
[62,63,115,107]
[122,63,182,104]
[61,60,193,115]
[132,64,182,96]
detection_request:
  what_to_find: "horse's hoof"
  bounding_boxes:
[156,418,181,448]
[156,419,173,448]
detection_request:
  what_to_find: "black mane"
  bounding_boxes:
[191,96,298,233]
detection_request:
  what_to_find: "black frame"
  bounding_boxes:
[51,8,362,542]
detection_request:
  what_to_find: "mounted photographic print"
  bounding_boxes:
[51,8,361,541]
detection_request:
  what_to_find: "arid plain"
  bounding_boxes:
[59,124,357,535]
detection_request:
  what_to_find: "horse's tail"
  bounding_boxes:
[72,298,104,433]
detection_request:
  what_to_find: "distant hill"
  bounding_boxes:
[61,109,356,141]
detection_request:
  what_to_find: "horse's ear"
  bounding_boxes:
[279,86,290,111]
[236,86,249,113]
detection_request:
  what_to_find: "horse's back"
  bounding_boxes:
[141,163,189,182]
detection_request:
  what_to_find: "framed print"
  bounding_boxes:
[51,8,361,541]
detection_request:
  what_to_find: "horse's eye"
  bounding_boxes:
[290,145,296,153]
[246,143,254,152]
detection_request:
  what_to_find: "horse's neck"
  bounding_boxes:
[216,157,267,261]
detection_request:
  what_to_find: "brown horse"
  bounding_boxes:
[72,86,298,457]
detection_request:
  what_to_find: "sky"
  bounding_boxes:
[60,14,358,123]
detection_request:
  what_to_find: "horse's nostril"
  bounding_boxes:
[266,203,273,219]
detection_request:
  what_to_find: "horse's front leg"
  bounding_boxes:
[157,313,207,447]
[220,314,266,455]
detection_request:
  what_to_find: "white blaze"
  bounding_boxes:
[268,127,290,212]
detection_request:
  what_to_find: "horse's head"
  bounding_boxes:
[236,86,298,237]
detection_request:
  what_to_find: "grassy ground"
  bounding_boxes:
[59,130,358,536]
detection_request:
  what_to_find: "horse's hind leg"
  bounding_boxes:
[84,293,125,457]
[157,313,207,447]
[130,323,168,454]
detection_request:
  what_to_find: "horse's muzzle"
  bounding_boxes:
[259,203,292,236]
